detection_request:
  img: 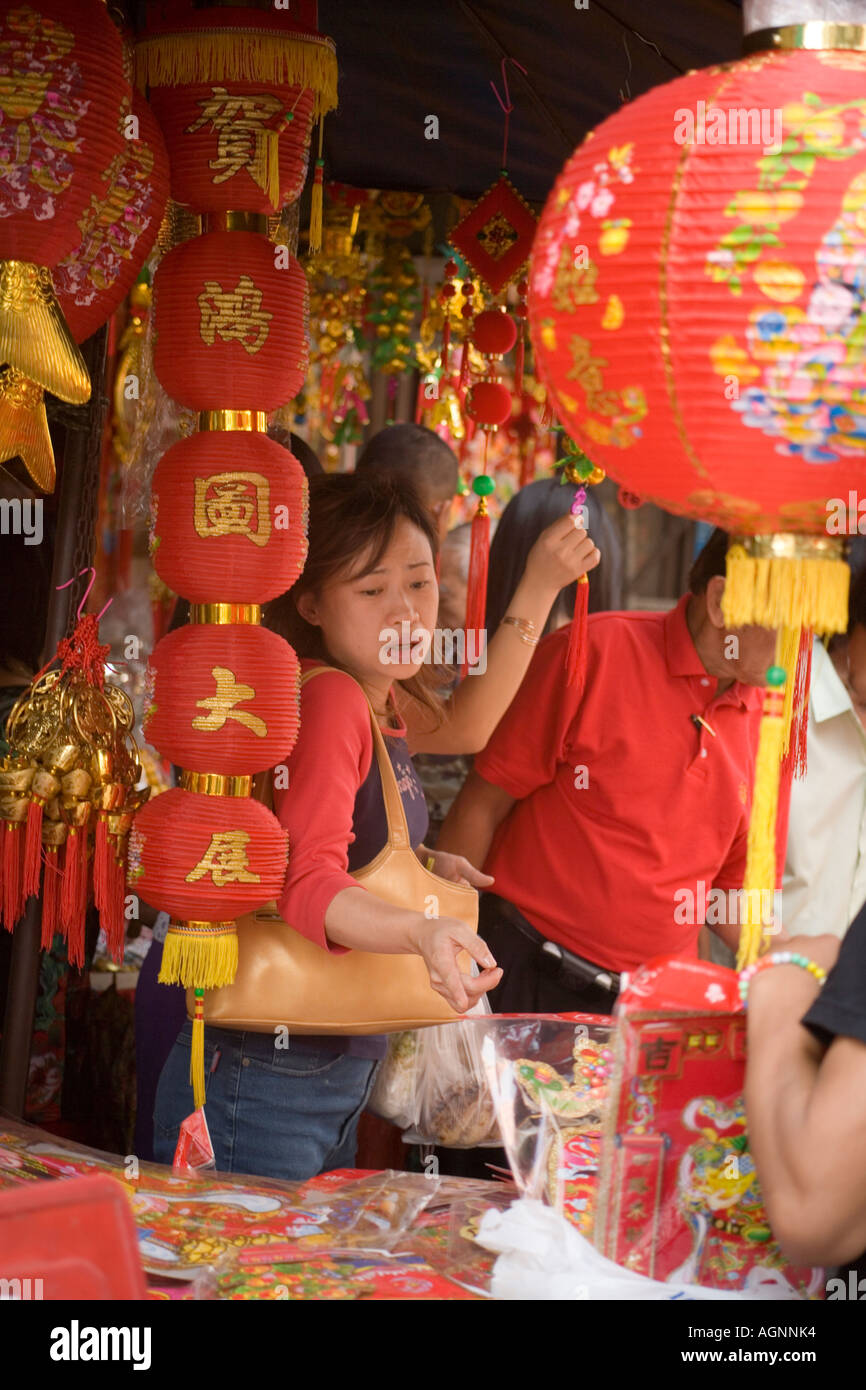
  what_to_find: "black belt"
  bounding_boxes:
[489,895,621,996]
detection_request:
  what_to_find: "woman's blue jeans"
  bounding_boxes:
[153,1020,379,1183]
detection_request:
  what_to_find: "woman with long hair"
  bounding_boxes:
[153,470,598,1181]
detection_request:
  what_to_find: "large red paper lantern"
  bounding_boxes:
[152,230,309,409]
[529,46,866,537]
[150,431,308,603]
[144,624,300,774]
[129,789,287,920]
[54,95,170,344]
[148,81,315,214]
[0,0,129,403]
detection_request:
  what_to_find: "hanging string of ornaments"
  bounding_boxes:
[131,2,338,1115]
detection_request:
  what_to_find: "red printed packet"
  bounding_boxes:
[173,1109,216,1173]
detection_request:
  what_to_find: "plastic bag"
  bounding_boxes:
[413,1021,500,1148]
[367,1030,420,1129]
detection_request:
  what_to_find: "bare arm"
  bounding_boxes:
[437,769,516,869]
[403,515,600,755]
[323,886,501,1013]
[744,933,866,1267]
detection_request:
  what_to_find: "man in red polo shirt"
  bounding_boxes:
[438,529,790,1014]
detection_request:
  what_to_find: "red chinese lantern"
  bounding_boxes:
[148,81,315,214]
[55,94,170,344]
[0,0,128,402]
[465,380,513,429]
[153,230,309,410]
[129,789,287,921]
[472,308,518,359]
[150,431,308,603]
[144,624,300,774]
[529,37,866,966]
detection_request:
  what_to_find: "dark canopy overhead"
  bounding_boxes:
[318,0,744,205]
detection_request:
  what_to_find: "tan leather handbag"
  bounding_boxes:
[188,665,478,1034]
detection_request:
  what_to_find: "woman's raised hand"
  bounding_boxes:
[523,512,601,595]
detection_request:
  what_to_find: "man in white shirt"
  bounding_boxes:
[783,572,866,937]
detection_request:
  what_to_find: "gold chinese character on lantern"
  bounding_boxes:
[186,830,261,886]
[198,274,272,354]
[186,86,283,196]
[192,666,268,738]
[193,472,270,546]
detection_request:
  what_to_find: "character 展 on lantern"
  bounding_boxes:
[198,273,272,354]
[193,473,271,547]
[186,830,260,887]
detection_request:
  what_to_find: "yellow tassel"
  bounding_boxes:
[190,989,206,1111]
[0,368,55,493]
[722,542,848,635]
[134,32,339,118]
[0,262,90,405]
[777,623,801,762]
[159,920,238,990]
[737,656,787,971]
[308,118,324,255]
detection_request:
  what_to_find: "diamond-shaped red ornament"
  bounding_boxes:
[449,174,538,296]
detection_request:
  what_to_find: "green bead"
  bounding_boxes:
[472,475,495,497]
[766,664,786,687]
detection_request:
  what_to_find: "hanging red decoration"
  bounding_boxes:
[153,230,309,410]
[0,0,129,404]
[148,81,315,214]
[150,431,308,603]
[55,94,170,345]
[450,174,538,297]
[129,789,287,921]
[144,624,300,774]
[466,380,512,429]
[472,308,518,358]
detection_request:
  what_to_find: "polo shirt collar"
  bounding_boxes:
[664,593,762,711]
[809,639,853,724]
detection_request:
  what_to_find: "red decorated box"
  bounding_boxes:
[594,957,824,1298]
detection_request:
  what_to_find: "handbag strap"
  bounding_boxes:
[300,664,411,851]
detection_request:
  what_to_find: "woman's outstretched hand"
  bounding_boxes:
[420,846,495,890]
[524,512,601,595]
[410,915,502,1013]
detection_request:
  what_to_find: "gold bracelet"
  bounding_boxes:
[502,615,539,647]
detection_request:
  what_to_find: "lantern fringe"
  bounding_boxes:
[463,502,490,679]
[134,34,339,118]
[723,546,848,634]
[22,798,44,900]
[782,626,813,781]
[566,574,589,692]
[159,924,239,991]
[2,822,24,931]
[737,675,786,972]
[0,265,90,405]
[41,848,61,950]
[0,376,55,494]
[266,129,282,213]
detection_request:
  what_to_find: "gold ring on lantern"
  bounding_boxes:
[744,23,866,54]
[732,534,845,563]
[189,603,262,625]
[201,211,270,236]
[198,410,269,432]
[179,771,253,798]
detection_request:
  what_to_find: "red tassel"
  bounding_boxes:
[61,828,88,969]
[441,319,451,374]
[41,847,61,949]
[566,575,590,692]
[2,822,24,931]
[463,502,491,679]
[95,817,125,963]
[514,329,525,397]
[783,627,814,780]
[458,338,471,392]
[22,797,44,900]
